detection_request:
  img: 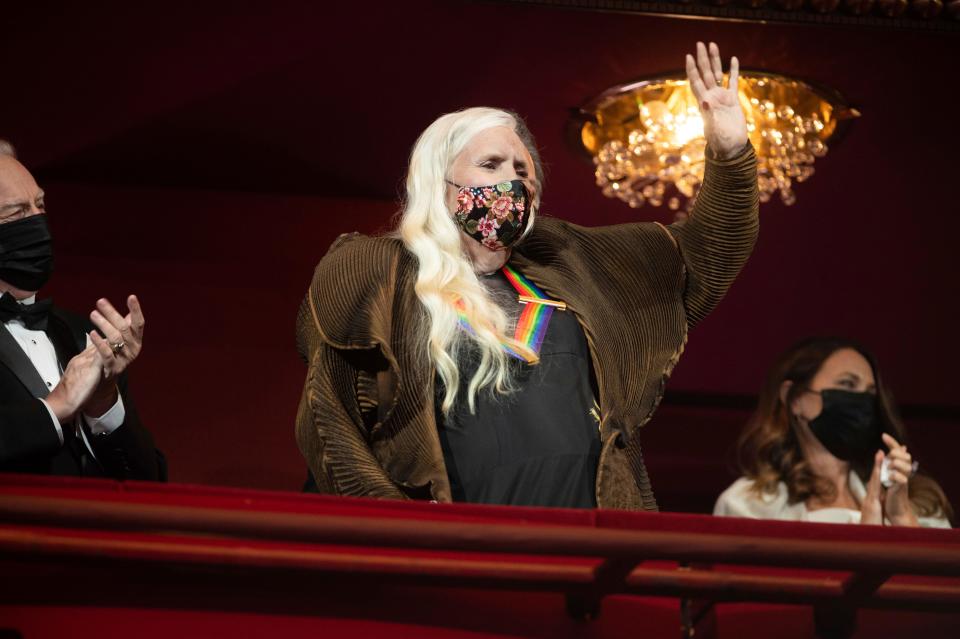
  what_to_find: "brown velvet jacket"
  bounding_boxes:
[295,144,759,510]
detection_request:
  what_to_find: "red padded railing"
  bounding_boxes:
[1,474,958,638]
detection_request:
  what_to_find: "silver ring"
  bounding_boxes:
[880,459,919,488]
[110,340,126,355]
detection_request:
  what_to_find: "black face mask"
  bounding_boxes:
[0,215,54,291]
[806,389,881,462]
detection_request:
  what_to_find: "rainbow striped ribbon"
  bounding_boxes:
[453,264,561,365]
[501,264,556,359]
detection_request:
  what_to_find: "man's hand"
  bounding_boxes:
[685,41,749,159]
[45,345,104,423]
[84,295,144,416]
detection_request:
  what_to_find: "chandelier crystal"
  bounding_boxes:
[578,72,859,215]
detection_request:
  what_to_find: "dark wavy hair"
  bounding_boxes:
[736,336,953,522]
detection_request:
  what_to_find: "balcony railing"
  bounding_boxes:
[1,473,958,638]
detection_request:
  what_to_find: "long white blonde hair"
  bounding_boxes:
[398,107,543,414]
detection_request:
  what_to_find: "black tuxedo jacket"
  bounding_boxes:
[0,306,165,480]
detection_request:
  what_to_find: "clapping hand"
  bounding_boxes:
[861,433,919,527]
[84,295,145,416]
[879,433,919,527]
[45,345,105,423]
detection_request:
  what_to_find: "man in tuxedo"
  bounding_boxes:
[0,140,164,479]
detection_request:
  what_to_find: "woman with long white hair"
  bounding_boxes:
[296,42,759,509]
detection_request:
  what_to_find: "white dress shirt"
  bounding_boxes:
[714,472,951,529]
[4,295,125,457]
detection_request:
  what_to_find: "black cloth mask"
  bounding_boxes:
[806,389,881,462]
[449,179,531,250]
[0,215,54,291]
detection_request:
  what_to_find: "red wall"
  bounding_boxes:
[3,1,957,513]
[44,183,395,489]
[39,180,960,518]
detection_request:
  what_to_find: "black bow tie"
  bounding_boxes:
[0,293,52,331]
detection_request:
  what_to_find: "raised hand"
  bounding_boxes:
[685,41,749,159]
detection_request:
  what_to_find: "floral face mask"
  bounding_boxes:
[448,179,530,250]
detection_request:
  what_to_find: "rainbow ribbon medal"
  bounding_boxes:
[501,264,565,362]
[455,265,565,364]
[455,299,535,363]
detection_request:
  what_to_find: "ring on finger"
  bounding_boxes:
[881,459,919,488]
[110,340,126,356]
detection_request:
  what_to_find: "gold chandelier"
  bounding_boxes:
[578,71,859,215]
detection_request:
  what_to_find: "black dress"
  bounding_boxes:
[438,269,601,508]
